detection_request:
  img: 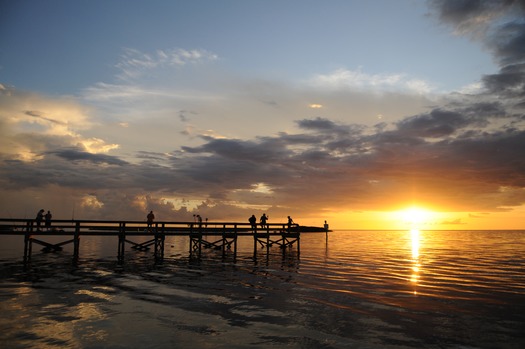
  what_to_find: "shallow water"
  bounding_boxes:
[1,230,524,348]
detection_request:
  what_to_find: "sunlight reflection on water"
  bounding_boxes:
[410,229,420,293]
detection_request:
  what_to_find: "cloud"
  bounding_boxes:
[440,218,466,225]
[1,104,525,221]
[429,0,514,35]
[116,48,219,81]
[49,148,128,166]
[430,0,525,98]
[0,85,118,162]
[308,68,434,94]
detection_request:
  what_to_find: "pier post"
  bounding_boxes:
[73,221,80,262]
[118,222,126,262]
[23,221,33,263]
[253,230,257,258]
[266,225,270,253]
[297,233,301,256]
[233,224,238,256]
[222,224,227,257]
[154,223,165,262]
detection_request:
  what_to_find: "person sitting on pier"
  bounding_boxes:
[260,213,268,229]
[35,209,45,231]
[249,214,257,231]
[287,216,294,233]
[147,211,155,230]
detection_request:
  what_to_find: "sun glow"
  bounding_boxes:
[400,207,434,226]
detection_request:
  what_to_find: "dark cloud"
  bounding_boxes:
[482,64,525,97]
[396,109,470,138]
[429,0,524,35]
[490,21,525,66]
[297,117,339,131]
[49,148,128,166]
[2,108,525,218]
[136,150,169,161]
[25,110,67,125]
[182,138,288,163]
[431,0,525,101]
[178,109,198,122]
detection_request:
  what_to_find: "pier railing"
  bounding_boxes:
[0,218,301,263]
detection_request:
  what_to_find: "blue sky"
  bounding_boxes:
[2,0,495,94]
[1,0,525,229]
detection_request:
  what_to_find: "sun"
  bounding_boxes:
[401,207,433,226]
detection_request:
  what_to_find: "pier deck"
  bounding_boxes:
[0,218,301,263]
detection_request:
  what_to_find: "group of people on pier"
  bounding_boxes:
[33,208,300,233]
[248,213,295,231]
[35,209,53,231]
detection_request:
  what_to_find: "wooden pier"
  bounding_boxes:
[0,218,301,263]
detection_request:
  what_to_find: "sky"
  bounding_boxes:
[1,0,525,229]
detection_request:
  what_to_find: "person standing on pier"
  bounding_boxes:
[45,210,52,231]
[147,211,155,230]
[35,209,44,231]
[249,214,257,231]
[260,213,268,229]
[197,214,203,227]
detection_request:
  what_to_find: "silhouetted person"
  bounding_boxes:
[147,211,155,228]
[45,210,52,231]
[324,220,329,232]
[35,209,44,231]
[260,213,268,229]
[287,216,294,232]
[249,214,257,231]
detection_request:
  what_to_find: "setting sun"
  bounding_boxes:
[378,206,443,229]
[401,207,433,225]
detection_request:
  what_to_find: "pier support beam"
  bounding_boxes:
[23,221,33,264]
[220,225,238,259]
[73,222,80,263]
[252,225,300,259]
[23,234,32,264]
[154,227,165,262]
[117,222,126,263]
[189,224,202,258]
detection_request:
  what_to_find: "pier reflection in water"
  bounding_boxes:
[1,230,524,348]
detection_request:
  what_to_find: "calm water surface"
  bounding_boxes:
[0,230,524,348]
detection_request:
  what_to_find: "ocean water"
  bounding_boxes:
[0,230,524,349]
